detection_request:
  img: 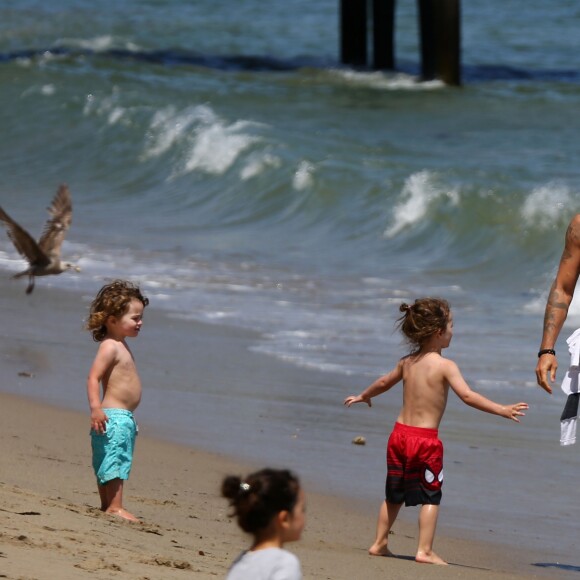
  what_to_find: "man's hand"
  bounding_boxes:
[535,353,557,394]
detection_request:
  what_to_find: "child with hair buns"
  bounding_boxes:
[344,297,528,565]
[221,468,305,580]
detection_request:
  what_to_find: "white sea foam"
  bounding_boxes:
[142,104,264,176]
[293,161,315,190]
[240,153,281,180]
[142,105,205,159]
[180,119,262,176]
[384,171,460,238]
[107,107,126,125]
[328,69,444,91]
[521,182,575,230]
[55,35,141,53]
[83,89,129,127]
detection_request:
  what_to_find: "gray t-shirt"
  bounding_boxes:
[226,547,302,580]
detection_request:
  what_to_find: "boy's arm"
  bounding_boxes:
[344,360,404,408]
[87,342,116,433]
[445,360,528,422]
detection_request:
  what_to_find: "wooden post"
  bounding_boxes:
[417,0,461,85]
[372,0,396,70]
[418,0,436,81]
[340,0,368,67]
[437,0,461,86]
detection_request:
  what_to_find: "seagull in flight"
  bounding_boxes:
[0,184,80,294]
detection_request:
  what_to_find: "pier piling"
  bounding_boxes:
[340,0,368,67]
[372,0,396,70]
[418,0,461,85]
[339,0,461,86]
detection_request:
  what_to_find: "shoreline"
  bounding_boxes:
[0,390,567,579]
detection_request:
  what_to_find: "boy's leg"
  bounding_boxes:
[416,504,447,565]
[102,478,140,522]
[97,483,108,511]
[369,500,401,556]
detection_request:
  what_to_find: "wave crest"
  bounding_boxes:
[521,182,575,230]
[384,171,460,238]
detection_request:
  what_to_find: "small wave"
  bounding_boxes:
[293,161,315,190]
[142,105,205,159]
[21,84,56,98]
[142,104,265,177]
[83,89,131,127]
[240,153,282,180]
[384,171,460,238]
[180,120,262,176]
[54,35,141,53]
[520,182,575,230]
[327,69,444,91]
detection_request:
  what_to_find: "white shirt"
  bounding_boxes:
[226,547,302,580]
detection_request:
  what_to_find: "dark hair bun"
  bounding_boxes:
[221,468,300,535]
[221,475,243,500]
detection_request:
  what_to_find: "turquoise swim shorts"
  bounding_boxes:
[91,408,137,486]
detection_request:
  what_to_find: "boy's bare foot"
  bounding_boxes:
[106,508,140,523]
[368,542,396,557]
[415,550,448,565]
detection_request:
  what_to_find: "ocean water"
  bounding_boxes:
[2,0,580,568]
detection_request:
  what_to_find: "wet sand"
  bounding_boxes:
[0,391,567,579]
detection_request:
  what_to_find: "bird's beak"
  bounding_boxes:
[74,266,81,272]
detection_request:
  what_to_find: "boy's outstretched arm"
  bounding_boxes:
[344,360,403,408]
[445,359,528,422]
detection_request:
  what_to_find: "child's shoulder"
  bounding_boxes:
[96,337,123,356]
[407,352,458,372]
[437,354,461,374]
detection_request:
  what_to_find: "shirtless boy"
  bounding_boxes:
[86,280,149,522]
[345,298,528,565]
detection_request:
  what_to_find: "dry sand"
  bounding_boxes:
[0,391,570,580]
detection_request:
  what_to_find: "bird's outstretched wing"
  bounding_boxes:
[38,184,73,259]
[0,206,49,266]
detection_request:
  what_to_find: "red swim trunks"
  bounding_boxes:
[386,422,444,506]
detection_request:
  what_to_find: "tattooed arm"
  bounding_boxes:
[536,215,580,393]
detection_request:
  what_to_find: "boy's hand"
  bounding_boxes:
[503,402,529,422]
[344,395,372,407]
[90,408,108,433]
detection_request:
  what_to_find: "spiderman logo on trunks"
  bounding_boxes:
[422,466,444,490]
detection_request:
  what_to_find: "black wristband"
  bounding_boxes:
[538,348,556,358]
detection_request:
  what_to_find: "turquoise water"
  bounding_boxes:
[2,0,580,567]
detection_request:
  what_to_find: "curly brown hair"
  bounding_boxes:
[85,280,149,342]
[396,297,450,353]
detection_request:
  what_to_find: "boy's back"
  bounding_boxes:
[399,353,451,430]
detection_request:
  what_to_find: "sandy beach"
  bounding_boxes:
[0,389,573,580]
[0,276,577,579]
